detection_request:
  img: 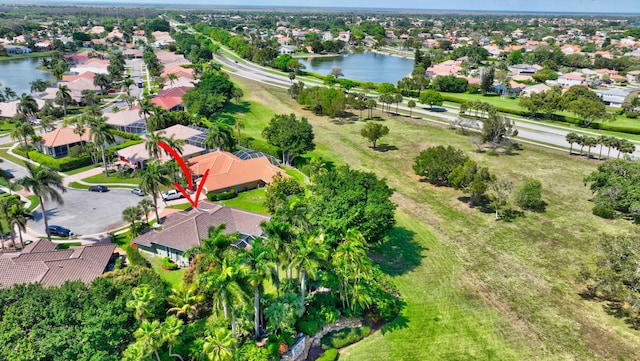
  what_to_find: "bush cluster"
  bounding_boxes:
[320,326,371,350]
[161,256,179,270]
[316,348,338,361]
[206,189,238,201]
[125,245,149,268]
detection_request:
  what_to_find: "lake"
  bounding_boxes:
[0,56,52,97]
[298,50,414,84]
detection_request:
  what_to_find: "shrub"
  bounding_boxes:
[317,348,338,361]
[626,111,638,119]
[320,326,371,350]
[110,128,142,141]
[514,179,545,211]
[206,189,237,201]
[162,256,179,270]
[126,244,150,267]
[296,319,323,336]
[593,202,615,219]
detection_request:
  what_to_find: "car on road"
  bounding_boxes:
[48,225,71,237]
[88,185,109,192]
[161,189,183,201]
[131,188,145,196]
[1,169,13,179]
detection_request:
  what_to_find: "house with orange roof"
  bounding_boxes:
[151,96,184,111]
[561,44,582,55]
[62,71,95,83]
[426,60,463,77]
[157,86,192,98]
[189,151,287,194]
[161,65,194,79]
[36,127,91,158]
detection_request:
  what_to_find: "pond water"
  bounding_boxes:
[298,50,414,84]
[0,56,52,97]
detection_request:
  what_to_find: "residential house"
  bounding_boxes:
[521,83,551,96]
[557,72,585,87]
[4,46,31,55]
[104,109,147,134]
[0,98,46,119]
[594,87,640,108]
[508,64,542,77]
[279,46,295,55]
[70,58,110,75]
[133,202,269,267]
[161,65,194,80]
[37,127,91,158]
[151,96,185,112]
[426,60,463,77]
[188,150,287,194]
[561,44,582,55]
[0,240,116,288]
[627,70,640,84]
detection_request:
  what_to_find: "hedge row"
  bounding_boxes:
[15,139,143,172]
[110,128,142,141]
[316,349,338,361]
[320,326,371,350]
[126,245,150,268]
[206,189,237,201]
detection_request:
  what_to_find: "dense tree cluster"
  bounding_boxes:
[262,113,315,165]
[183,70,236,119]
[584,159,640,219]
[297,86,347,118]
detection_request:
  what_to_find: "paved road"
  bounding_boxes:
[30,187,147,236]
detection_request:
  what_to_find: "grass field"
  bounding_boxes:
[229,74,640,360]
[219,188,267,214]
[143,253,186,289]
[82,172,140,185]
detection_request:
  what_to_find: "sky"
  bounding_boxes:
[60,0,640,13]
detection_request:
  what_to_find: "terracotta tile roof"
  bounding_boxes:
[62,71,95,82]
[117,142,204,163]
[40,127,91,147]
[134,201,269,252]
[188,151,287,193]
[151,96,183,110]
[559,72,584,80]
[0,240,115,288]
[157,86,192,98]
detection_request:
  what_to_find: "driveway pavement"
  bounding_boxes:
[30,188,148,237]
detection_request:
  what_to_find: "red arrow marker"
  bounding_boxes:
[158,141,209,208]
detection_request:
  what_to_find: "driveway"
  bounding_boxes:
[30,188,148,236]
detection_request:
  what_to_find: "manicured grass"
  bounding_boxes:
[231,73,640,360]
[165,203,193,211]
[68,182,90,189]
[143,253,186,289]
[0,148,27,166]
[82,172,140,185]
[64,163,103,175]
[26,195,39,212]
[219,188,268,214]
[285,168,307,184]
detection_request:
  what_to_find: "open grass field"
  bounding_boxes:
[219,188,267,214]
[230,74,640,360]
[82,172,140,185]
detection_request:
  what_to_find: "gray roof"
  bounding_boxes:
[0,240,116,289]
[594,87,640,97]
[134,201,269,252]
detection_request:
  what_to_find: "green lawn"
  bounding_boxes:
[165,203,193,211]
[231,73,640,360]
[219,188,268,214]
[82,172,140,185]
[26,195,39,212]
[285,168,307,184]
[64,163,102,175]
[143,253,186,289]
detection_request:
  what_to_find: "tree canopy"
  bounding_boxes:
[262,113,315,165]
[413,145,469,185]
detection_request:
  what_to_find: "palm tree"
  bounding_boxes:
[138,198,154,225]
[29,79,49,93]
[240,237,274,337]
[134,319,164,361]
[16,93,39,119]
[7,200,34,250]
[126,284,156,321]
[10,122,35,159]
[584,136,598,159]
[565,132,579,155]
[205,121,235,151]
[167,73,178,87]
[597,135,608,160]
[161,316,185,361]
[139,96,154,124]
[261,219,295,296]
[232,88,243,105]
[137,160,171,224]
[93,73,111,95]
[122,205,143,238]
[17,163,66,242]
[289,234,327,304]
[3,87,16,101]
[81,89,97,106]
[0,195,22,249]
[87,116,116,176]
[407,99,416,118]
[168,285,205,322]
[234,119,245,147]
[184,224,238,273]
[201,327,235,361]
[289,73,296,85]
[55,84,72,116]
[331,229,372,311]
[123,77,134,96]
[73,116,88,152]
[145,130,167,160]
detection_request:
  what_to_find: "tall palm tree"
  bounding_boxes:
[565,132,579,155]
[0,195,22,249]
[17,163,66,242]
[16,93,39,119]
[73,116,88,152]
[10,122,35,159]
[205,121,235,151]
[145,130,166,160]
[93,73,111,95]
[87,116,116,176]
[3,87,16,101]
[147,106,169,132]
[138,198,154,225]
[7,200,34,250]
[126,284,156,321]
[138,96,155,124]
[289,234,327,304]
[261,219,295,296]
[134,319,163,361]
[234,119,245,147]
[167,73,178,87]
[331,229,372,312]
[201,327,235,361]
[240,237,274,338]
[29,79,49,93]
[122,205,143,238]
[232,88,243,105]
[123,77,134,96]
[137,160,171,224]
[184,224,238,274]
[161,316,185,361]
[55,84,72,116]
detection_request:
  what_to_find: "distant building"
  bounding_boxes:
[594,87,640,108]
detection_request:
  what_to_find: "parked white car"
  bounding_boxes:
[161,189,183,201]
